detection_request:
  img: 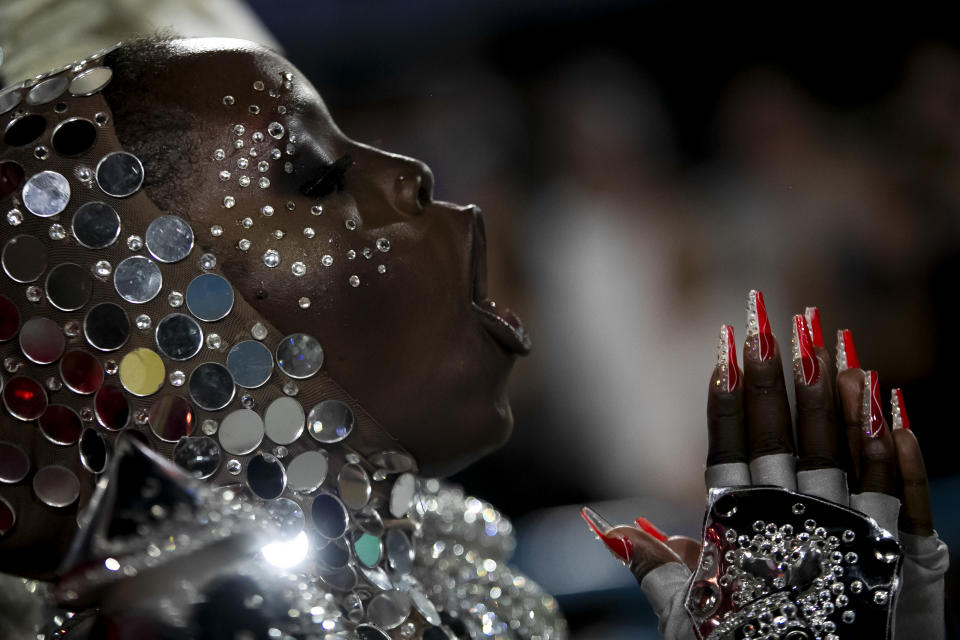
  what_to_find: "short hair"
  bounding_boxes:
[103,36,206,214]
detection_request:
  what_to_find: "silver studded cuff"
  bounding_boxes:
[685,486,902,639]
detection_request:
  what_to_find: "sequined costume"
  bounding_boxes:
[0,46,565,639]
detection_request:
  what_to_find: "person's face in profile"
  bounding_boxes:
[110,39,529,475]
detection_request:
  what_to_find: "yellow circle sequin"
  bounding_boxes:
[118,348,165,397]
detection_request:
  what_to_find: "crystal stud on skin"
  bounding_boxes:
[746,289,774,362]
[792,314,820,386]
[717,324,740,392]
[863,370,884,437]
[891,388,911,431]
[836,329,860,371]
[804,306,824,348]
[580,506,633,564]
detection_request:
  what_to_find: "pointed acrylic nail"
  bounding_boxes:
[804,306,824,348]
[717,324,740,393]
[792,314,820,385]
[581,506,633,564]
[863,370,884,437]
[746,289,774,362]
[635,516,669,542]
[891,388,911,431]
[836,329,860,371]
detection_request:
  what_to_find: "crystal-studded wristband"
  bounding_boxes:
[685,486,903,640]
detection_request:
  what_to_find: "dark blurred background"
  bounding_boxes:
[6,2,960,636]
[251,5,960,636]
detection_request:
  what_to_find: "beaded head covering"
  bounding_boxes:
[0,41,417,566]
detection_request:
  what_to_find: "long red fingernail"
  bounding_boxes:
[836,329,860,371]
[804,306,824,348]
[635,516,669,542]
[863,370,884,437]
[746,289,774,361]
[891,388,911,431]
[792,314,820,385]
[581,507,633,564]
[716,324,740,392]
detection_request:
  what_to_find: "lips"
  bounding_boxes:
[469,210,531,355]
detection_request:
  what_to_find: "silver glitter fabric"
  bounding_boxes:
[412,480,567,639]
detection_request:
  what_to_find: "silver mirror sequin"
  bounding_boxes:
[188,362,235,411]
[71,201,120,249]
[218,408,264,455]
[45,263,92,311]
[275,333,324,379]
[32,464,80,507]
[25,76,68,105]
[145,215,194,263]
[78,427,109,473]
[114,255,162,303]
[68,67,113,96]
[286,450,327,493]
[246,452,286,500]
[96,151,144,198]
[22,171,70,217]
[83,302,130,351]
[155,313,203,361]
[263,396,304,445]
[389,473,416,518]
[306,399,354,444]
[173,436,221,479]
[338,463,371,510]
[366,593,411,631]
[2,234,47,282]
[385,529,414,575]
[0,86,22,115]
[0,441,30,484]
[186,273,234,321]
[226,340,274,388]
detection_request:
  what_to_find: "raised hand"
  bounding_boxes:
[580,290,948,640]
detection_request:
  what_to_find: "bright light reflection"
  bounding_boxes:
[261,531,309,568]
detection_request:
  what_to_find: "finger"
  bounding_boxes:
[633,517,701,573]
[891,389,934,536]
[580,507,682,582]
[847,370,900,535]
[665,536,700,572]
[835,328,863,478]
[792,314,847,503]
[858,370,897,495]
[804,306,832,380]
[743,290,795,489]
[706,325,750,491]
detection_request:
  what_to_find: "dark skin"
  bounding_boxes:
[601,311,933,580]
[119,39,529,477]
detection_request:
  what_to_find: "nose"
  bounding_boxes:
[396,156,434,213]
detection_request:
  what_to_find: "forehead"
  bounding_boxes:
[140,39,338,136]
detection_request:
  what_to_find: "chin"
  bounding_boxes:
[412,384,515,478]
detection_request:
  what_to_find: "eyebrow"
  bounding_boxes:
[299,154,354,198]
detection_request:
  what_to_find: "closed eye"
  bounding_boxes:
[300,154,354,198]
